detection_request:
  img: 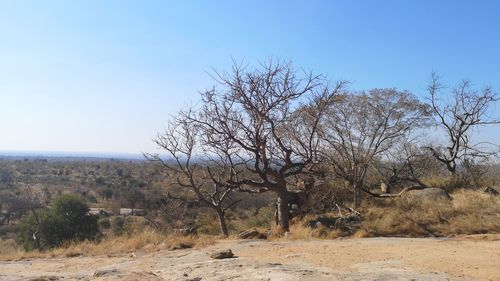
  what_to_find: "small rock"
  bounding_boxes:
[305,216,337,229]
[93,269,118,277]
[169,242,193,250]
[29,277,59,281]
[210,249,235,259]
[484,186,499,196]
[238,229,267,239]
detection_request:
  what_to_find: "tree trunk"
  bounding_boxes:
[276,191,291,232]
[29,207,41,249]
[353,183,362,209]
[215,209,228,237]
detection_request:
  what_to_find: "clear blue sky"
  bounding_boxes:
[1,1,499,154]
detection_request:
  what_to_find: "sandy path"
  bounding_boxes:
[0,236,499,281]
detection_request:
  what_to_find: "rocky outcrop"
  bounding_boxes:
[238,229,267,239]
[210,249,235,259]
[93,268,118,277]
[484,186,499,196]
[406,188,451,200]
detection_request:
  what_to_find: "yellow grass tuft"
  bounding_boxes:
[360,189,500,237]
[268,216,343,241]
[270,189,499,240]
[0,229,215,261]
[352,229,370,238]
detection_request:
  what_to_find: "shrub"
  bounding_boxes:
[111,216,125,236]
[0,225,19,240]
[98,218,111,230]
[17,194,99,251]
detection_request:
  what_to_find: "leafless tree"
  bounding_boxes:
[376,136,442,189]
[426,73,500,176]
[9,185,44,247]
[0,185,43,225]
[461,157,492,188]
[320,89,431,208]
[147,116,239,237]
[181,60,345,231]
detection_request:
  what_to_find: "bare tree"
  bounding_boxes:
[0,185,43,224]
[320,89,430,208]
[17,185,44,248]
[181,60,344,231]
[147,116,239,237]
[426,73,500,176]
[376,136,442,189]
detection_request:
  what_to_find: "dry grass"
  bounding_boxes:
[268,215,343,240]
[2,190,497,260]
[0,229,215,261]
[421,175,456,190]
[269,189,499,240]
[421,173,495,192]
[0,238,42,260]
[0,239,20,256]
[360,189,500,237]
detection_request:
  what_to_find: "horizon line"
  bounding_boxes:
[0,150,147,160]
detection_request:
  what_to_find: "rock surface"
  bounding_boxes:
[209,249,235,259]
[484,186,499,196]
[92,268,118,277]
[2,235,500,281]
[169,242,193,250]
[238,229,267,239]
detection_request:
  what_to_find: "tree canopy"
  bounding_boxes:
[17,194,99,250]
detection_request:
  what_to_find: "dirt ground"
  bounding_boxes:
[1,235,499,281]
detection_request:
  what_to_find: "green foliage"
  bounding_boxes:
[0,168,13,187]
[17,194,99,250]
[122,189,145,209]
[95,177,106,185]
[101,188,113,200]
[111,216,125,236]
[98,218,111,230]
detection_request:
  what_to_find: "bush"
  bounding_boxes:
[109,216,146,236]
[17,194,99,251]
[98,218,111,230]
[111,217,125,236]
[0,225,19,239]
